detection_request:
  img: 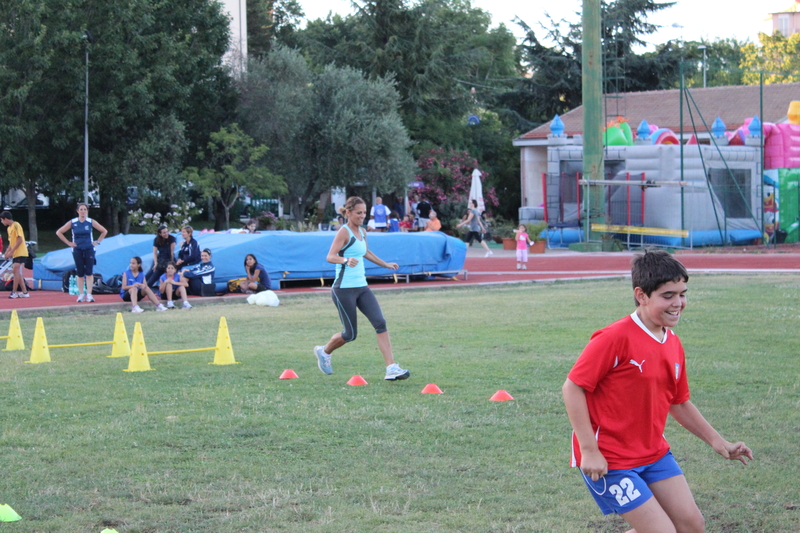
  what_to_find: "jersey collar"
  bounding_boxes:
[630,311,670,344]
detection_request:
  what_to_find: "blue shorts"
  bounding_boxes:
[581,451,683,515]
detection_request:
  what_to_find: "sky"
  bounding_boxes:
[297,0,792,48]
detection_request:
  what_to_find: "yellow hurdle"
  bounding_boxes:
[1,310,25,351]
[26,312,130,363]
[124,317,237,372]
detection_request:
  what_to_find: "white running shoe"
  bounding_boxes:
[131,305,144,313]
[18,292,30,298]
[156,304,167,312]
[167,300,175,309]
[182,301,193,309]
[76,294,85,303]
[8,292,18,299]
[85,295,95,302]
[384,363,410,381]
[522,265,527,270]
[314,346,333,375]
[485,251,494,257]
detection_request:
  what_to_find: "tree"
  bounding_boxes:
[0,0,236,237]
[185,124,286,230]
[246,0,305,57]
[297,0,518,146]
[499,0,677,127]
[414,148,498,209]
[741,32,800,84]
[237,46,415,221]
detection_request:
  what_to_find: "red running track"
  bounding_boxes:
[2,249,798,316]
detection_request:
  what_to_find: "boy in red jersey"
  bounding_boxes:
[563,249,752,533]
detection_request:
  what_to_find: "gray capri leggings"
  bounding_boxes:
[331,286,387,342]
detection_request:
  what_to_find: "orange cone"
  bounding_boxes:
[489,390,514,401]
[279,369,299,379]
[421,383,443,394]
[346,374,368,386]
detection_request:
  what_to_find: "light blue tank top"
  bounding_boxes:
[333,226,367,289]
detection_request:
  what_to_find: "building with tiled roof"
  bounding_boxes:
[512,83,800,217]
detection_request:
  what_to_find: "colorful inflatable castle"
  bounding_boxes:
[542,101,800,247]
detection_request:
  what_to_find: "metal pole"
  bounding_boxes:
[84,49,89,204]
[582,0,603,244]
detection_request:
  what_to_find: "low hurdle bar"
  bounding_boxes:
[125,317,236,372]
[1,310,25,351]
[26,313,131,364]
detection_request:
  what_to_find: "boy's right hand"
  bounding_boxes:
[580,449,608,481]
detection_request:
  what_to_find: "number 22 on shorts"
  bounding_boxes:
[610,478,642,506]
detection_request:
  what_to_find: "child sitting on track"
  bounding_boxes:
[121,256,167,313]
[158,262,192,309]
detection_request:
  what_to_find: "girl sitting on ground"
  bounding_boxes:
[242,254,270,294]
[121,256,167,313]
[158,262,192,309]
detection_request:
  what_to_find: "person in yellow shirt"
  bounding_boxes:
[424,211,442,232]
[1,211,30,299]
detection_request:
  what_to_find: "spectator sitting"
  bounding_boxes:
[399,213,415,232]
[175,225,200,269]
[180,248,215,296]
[159,262,192,309]
[425,211,442,231]
[242,253,271,294]
[145,224,176,288]
[388,211,401,233]
[121,256,167,313]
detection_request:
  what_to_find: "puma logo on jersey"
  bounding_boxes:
[629,359,646,372]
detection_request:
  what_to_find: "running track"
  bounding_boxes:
[2,248,798,316]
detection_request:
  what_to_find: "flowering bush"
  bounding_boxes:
[413,148,499,213]
[128,202,202,234]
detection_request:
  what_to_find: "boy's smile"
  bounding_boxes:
[634,280,687,337]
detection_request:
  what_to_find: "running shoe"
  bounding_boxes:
[167,300,175,309]
[18,292,30,298]
[522,265,527,270]
[156,304,167,312]
[131,305,144,313]
[485,251,494,257]
[182,301,193,309]
[76,294,85,303]
[85,295,95,302]
[8,292,18,299]
[314,345,333,375]
[384,363,410,381]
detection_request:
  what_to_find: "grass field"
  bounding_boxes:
[1,275,799,532]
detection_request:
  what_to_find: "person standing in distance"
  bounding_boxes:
[1,211,31,299]
[369,196,390,232]
[314,196,410,381]
[457,199,493,257]
[55,202,108,302]
[562,250,752,533]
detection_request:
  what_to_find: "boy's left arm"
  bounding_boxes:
[670,401,753,464]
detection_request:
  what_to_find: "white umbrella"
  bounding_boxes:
[468,168,485,212]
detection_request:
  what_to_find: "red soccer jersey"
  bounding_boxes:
[568,313,690,470]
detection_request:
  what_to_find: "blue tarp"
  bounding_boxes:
[35,231,467,291]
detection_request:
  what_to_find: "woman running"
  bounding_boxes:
[314,196,410,381]
[56,202,108,302]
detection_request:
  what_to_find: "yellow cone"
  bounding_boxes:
[3,309,25,351]
[210,317,237,365]
[109,312,131,358]
[124,322,152,372]
[25,317,51,364]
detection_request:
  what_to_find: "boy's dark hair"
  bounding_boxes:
[631,249,689,306]
[0,211,13,220]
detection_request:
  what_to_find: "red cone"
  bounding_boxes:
[279,369,299,379]
[347,375,368,386]
[421,383,443,394]
[489,390,514,401]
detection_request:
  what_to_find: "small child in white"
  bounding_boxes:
[513,224,534,270]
